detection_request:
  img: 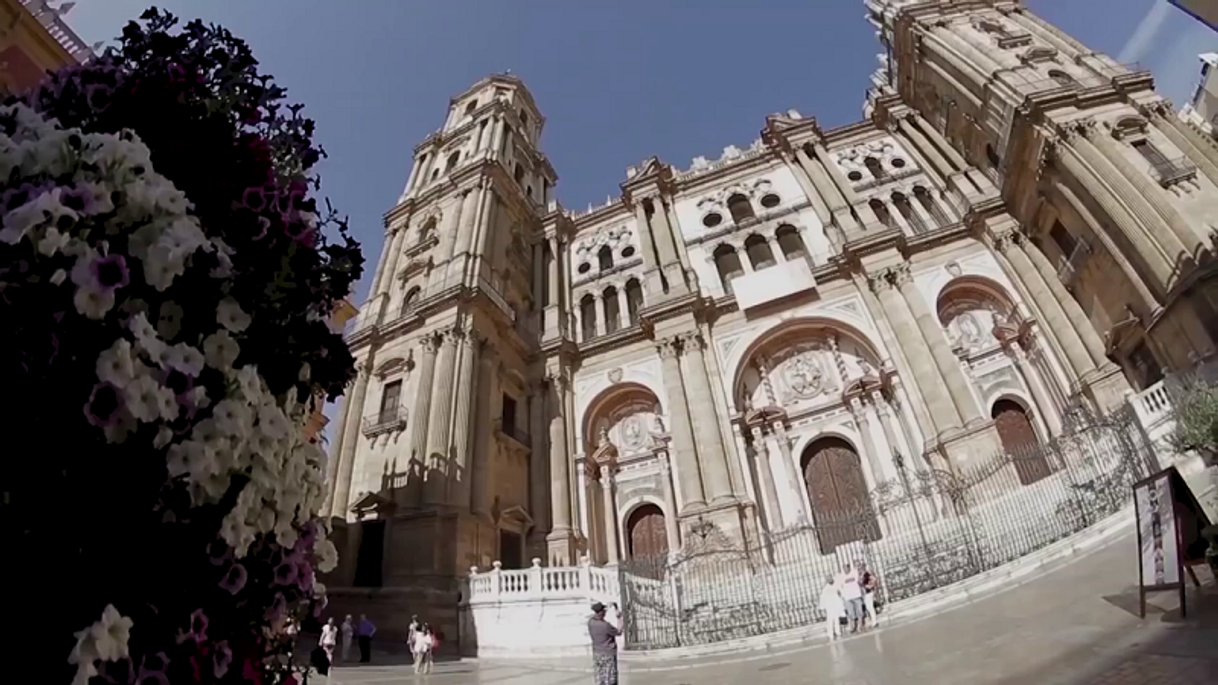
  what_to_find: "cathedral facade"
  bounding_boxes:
[321,0,1218,640]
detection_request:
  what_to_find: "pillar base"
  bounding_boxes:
[545,528,579,567]
[661,262,688,294]
[676,500,749,554]
[1081,364,1134,415]
[938,421,1003,473]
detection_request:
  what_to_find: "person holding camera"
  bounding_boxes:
[588,601,622,685]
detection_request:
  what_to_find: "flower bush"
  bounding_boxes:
[0,9,362,684]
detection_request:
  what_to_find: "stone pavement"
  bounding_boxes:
[325,530,1218,684]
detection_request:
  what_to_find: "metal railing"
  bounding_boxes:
[19,0,95,62]
[361,405,407,437]
[1146,155,1198,187]
[617,405,1154,650]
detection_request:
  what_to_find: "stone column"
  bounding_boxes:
[849,398,886,487]
[366,229,395,301]
[784,154,832,227]
[1015,233,1111,370]
[409,337,439,505]
[898,117,954,179]
[489,116,505,158]
[659,457,682,555]
[439,190,467,263]
[528,383,548,536]
[913,114,968,171]
[749,426,784,530]
[771,422,808,523]
[894,266,983,425]
[649,196,687,291]
[402,156,422,198]
[546,373,576,562]
[634,202,666,300]
[657,338,706,509]
[470,345,497,515]
[1089,128,1203,256]
[681,333,734,503]
[544,236,564,339]
[1009,342,1064,437]
[322,390,354,517]
[448,330,480,507]
[991,234,1094,384]
[452,186,483,257]
[424,329,459,505]
[1058,136,1175,295]
[329,363,370,519]
[616,287,631,328]
[1050,180,1160,315]
[593,294,606,338]
[872,392,903,478]
[600,465,620,564]
[795,147,859,233]
[870,270,961,436]
[575,460,590,540]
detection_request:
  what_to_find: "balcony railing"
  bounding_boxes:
[1146,155,1198,188]
[361,405,408,437]
[19,0,95,62]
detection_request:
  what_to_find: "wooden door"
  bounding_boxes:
[627,504,669,561]
[803,438,880,554]
[992,400,1051,485]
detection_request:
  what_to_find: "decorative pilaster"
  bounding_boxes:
[659,457,681,556]
[633,202,665,300]
[329,362,370,519]
[872,392,904,475]
[868,268,961,437]
[1015,232,1111,371]
[545,372,577,564]
[849,398,886,487]
[438,190,467,263]
[452,186,482,257]
[649,196,687,293]
[1007,338,1064,437]
[424,328,459,505]
[897,117,954,180]
[409,336,440,506]
[913,113,967,171]
[599,465,620,565]
[749,426,784,531]
[470,343,497,515]
[680,333,735,503]
[893,264,983,425]
[448,328,481,508]
[771,422,807,523]
[657,338,706,509]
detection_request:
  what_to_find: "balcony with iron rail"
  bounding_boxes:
[1145,155,1198,189]
[361,405,408,438]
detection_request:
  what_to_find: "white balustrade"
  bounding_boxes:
[466,556,620,605]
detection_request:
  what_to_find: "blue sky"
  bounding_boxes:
[66,1,1216,306]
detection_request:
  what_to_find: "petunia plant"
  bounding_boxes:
[0,9,362,684]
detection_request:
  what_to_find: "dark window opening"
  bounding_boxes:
[354,521,385,587]
[864,156,884,179]
[702,212,722,228]
[580,294,597,340]
[727,194,755,224]
[760,193,781,209]
[776,225,807,260]
[870,199,894,228]
[498,530,523,569]
[445,152,460,173]
[465,99,477,115]
[597,245,614,271]
[379,380,402,423]
[501,394,518,437]
[745,234,776,270]
[1049,221,1079,257]
[604,287,621,334]
[626,279,643,325]
[713,244,745,295]
[1127,342,1163,391]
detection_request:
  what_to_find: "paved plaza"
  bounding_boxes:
[326,529,1218,685]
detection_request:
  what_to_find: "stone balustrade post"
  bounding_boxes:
[491,560,503,600]
[529,558,543,597]
[579,555,593,600]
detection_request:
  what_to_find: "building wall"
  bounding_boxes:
[0,0,88,92]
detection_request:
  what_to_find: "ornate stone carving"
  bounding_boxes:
[607,367,624,384]
[944,261,963,277]
[656,338,681,360]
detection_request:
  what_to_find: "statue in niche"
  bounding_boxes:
[651,415,666,436]
[598,426,611,447]
[858,357,874,377]
[622,415,645,450]
[784,349,825,398]
[956,312,985,348]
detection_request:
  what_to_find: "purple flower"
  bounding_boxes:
[213,641,232,678]
[208,540,233,566]
[297,563,315,593]
[185,608,208,643]
[135,653,169,685]
[295,521,318,551]
[264,592,287,623]
[61,184,96,214]
[241,186,268,212]
[312,594,328,618]
[101,658,134,685]
[91,254,130,293]
[84,382,123,427]
[219,563,248,595]
[273,558,299,587]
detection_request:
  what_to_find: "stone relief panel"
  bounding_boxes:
[574,359,666,449]
[588,397,665,458]
[832,136,918,183]
[738,330,879,413]
[940,303,1002,354]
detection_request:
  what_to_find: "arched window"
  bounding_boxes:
[401,287,421,317]
[914,186,949,226]
[713,244,745,295]
[1047,70,1075,87]
[445,152,460,174]
[464,99,477,116]
[520,110,529,129]
[864,156,884,179]
[625,279,644,325]
[514,163,525,184]
[597,245,614,271]
[870,198,894,228]
[727,194,755,224]
[603,286,621,334]
[580,294,597,341]
[892,192,927,234]
[775,225,807,261]
[419,217,437,243]
[744,234,776,271]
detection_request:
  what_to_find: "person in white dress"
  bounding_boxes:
[819,576,845,640]
[339,615,354,662]
[319,618,339,667]
[411,623,434,674]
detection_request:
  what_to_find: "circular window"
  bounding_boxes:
[891,157,906,169]
[702,212,722,228]
[847,170,863,182]
[577,262,591,274]
[621,246,636,258]
[760,194,781,209]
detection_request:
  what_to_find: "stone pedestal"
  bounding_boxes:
[1082,365,1134,415]
[938,420,1003,472]
[677,500,749,552]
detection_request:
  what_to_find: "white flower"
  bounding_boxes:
[213,398,253,437]
[157,300,184,340]
[37,225,71,256]
[89,604,133,662]
[143,244,185,292]
[50,268,67,285]
[154,426,174,450]
[217,297,251,333]
[315,539,338,573]
[74,285,115,320]
[128,313,166,360]
[298,363,311,383]
[187,385,211,410]
[161,342,205,377]
[203,330,241,370]
[258,404,291,440]
[236,365,262,399]
[0,186,65,245]
[102,411,136,445]
[123,375,174,423]
[96,339,135,389]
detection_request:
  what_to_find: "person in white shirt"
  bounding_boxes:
[411,623,434,674]
[319,618,339,667]
[838,564,864,634]
[818,576,845,640]
[339,615,354,662]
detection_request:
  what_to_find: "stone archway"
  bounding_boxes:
[626,503,669,561]
[992,399,1051,485]
[801,437,880,554]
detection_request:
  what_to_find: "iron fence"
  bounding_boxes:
[617,405,1154,650]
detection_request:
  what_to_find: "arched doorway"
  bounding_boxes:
[626,503,669,561]
[992,399,1051,485]
[802,437,880,554]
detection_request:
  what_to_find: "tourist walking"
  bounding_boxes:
[406,614,420,649]
[411,623,434,674]
[356,614,376,663]
[588,602,621,685]
[859,561,880,628]
[320,617,339,667]
[838,564,865,634]
[340,615,354,663]
[818,576,845,640]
